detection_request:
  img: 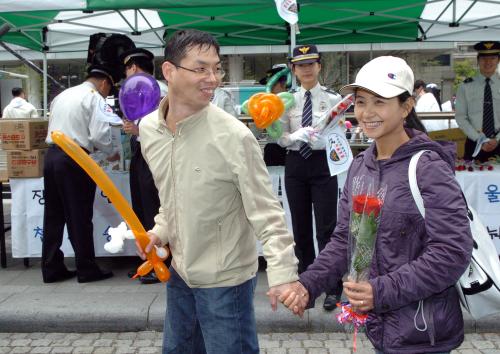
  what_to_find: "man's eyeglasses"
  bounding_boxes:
[172,63,225,79]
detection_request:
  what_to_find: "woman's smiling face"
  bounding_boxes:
[354,89,410,142]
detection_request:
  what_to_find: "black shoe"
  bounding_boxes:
[43,270,77,283]
[77,270,114,283]
[140,271,160,284]
[323,295,340,311]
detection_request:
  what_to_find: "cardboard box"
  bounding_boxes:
[428,128,467,159]
[7,149,47,178]
[0,169,7,182]
[0,119,48,150]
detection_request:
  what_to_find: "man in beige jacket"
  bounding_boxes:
[138,29,299,354]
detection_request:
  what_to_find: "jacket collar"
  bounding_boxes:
[155,96,209,133]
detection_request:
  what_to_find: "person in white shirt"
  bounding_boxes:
[211,86,237,117]
[42,64,120,284]
[414,80,440,112]
[277,44,343,311]
[2,87,38,118]
[414,80,449,132]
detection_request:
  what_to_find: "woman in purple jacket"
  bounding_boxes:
[279,56,473,354]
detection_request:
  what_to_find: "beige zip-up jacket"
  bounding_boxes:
[139,98,298,288]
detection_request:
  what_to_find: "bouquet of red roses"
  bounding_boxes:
[337,176,386,351]
[348,175,386,282]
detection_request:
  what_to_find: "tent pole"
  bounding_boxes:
[43,52,47,118]
[290,24,296,89]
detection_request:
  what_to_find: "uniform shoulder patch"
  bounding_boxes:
[464,77,474,83]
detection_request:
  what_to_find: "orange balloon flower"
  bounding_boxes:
[248,93,285,129]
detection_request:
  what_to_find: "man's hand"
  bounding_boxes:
[343,280,374,313]
[267,282,302,311]
[135,232,162,260]
[123,120,139,136]
[279,282,309,317]
[482,138,498,152]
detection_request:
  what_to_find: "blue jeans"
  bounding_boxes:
[163,268,259,354]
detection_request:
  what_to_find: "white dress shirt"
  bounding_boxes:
[46,81,114,154]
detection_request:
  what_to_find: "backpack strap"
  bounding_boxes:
[408,150,429,218]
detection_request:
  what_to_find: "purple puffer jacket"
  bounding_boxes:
[299,129,473,354]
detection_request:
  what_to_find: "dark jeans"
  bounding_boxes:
[163,268,259,354]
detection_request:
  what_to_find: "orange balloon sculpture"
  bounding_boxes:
[51,131,170,282]
[247,93,285,129]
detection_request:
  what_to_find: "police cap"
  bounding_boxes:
[289,45,320,64]
[473,41,500,57]
[258,64,287,85]
[119,48,155,67]
[87,64,121,86]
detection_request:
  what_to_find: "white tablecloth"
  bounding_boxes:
[10,168,295,258]
[12,166,496,258]
[10,172,138,257]
[456,168,500,254]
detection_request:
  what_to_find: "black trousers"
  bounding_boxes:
[284,150,341,295]
[464,137,500,162]
[129,137,160,230]
[42,145,101,280]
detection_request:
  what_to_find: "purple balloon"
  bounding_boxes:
[119,73,160,121]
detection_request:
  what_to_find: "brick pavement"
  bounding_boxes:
[0,332,499,354]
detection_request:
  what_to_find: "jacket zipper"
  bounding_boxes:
[216,217,223,269]
[171,129,180,263]
[376,160,386,352]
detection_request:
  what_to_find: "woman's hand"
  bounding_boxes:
[343,280,374,313]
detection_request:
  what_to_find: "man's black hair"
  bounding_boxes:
[164,29,220,65]
[12,87,24,97]
[126,57,154,75]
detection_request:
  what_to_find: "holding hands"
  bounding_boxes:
[267,281,309,317]
[271,279,374,316]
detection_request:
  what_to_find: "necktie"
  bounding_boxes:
[299,90,312,159]
[483,78,495,138]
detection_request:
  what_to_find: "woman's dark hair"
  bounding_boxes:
[398,92,427,134]
[164,29,220,64]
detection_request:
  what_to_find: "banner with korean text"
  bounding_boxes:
[456,169,500,254]
[10,172,137,257]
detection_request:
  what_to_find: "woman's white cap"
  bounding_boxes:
[339,56,414,98]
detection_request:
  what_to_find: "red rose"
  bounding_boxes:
[352,194,382,217]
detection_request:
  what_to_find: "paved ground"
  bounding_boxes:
[0,332,499,353]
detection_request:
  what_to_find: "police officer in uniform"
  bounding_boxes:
[119,48,162,284]
[456,41,500,161]
[277,45,342,310]
[42,64,120,283]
